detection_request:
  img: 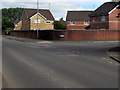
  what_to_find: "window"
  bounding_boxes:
[84,20,89,25]
[70,21,75,25]
[34,19,41,23]
[93,18,95,22]
[46,20,51,24]
[101,16,106,21]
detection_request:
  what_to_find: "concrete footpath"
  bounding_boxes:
[2,35,53,44]
[108,46,120,63]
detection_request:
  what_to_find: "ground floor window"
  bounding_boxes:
[84,20,89,25]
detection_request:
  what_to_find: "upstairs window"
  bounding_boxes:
[46,20,51,24]
[101,16,106,21]
[70,21,75,25]
[34,19,41,23]
[84,20,89,25]
[92,18,95,22]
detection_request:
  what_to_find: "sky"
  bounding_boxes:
[1,0,111,20]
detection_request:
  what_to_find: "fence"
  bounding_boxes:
[9,30,120,41]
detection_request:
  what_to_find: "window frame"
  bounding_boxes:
[101,16,106,22]
[70,21,75,25]
[92,18,95,22]
[34,19,41,23]
[84,20,89,25]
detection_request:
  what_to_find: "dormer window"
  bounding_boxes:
[34,19,41,23]
[101,16,106,21]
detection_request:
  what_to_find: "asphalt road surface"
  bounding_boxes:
[2,36,119,88]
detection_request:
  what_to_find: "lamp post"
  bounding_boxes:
[37,0,39,39]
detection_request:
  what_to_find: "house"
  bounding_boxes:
[14,20,22,30]
[89,2,120,30]
[14,8,55,30]
[66,11,93,30]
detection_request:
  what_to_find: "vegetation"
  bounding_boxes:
[2,8,23,31]
[54,18,67,30]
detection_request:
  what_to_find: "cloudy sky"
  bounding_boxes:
[1,0,111,20]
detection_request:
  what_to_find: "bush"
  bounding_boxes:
[54,21,67,30]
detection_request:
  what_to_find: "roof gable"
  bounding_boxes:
[14,20,20,24]
[30,13,47,20]
[66,11,93,21]
[24,8,54,20]
[89,2,119,17]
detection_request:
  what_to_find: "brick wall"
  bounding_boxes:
[109,8,120,30]
[21,11,30,30]
[67,21,89,30]
[10,30,120,41]
[14,21,22,30]
[90,16,109,29]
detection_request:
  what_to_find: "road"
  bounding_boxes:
[2,36,119,88]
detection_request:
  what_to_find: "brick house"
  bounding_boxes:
[14,20,22,30]
[89,2,120,30]
[66,11,93,30]
[14,8,55,30]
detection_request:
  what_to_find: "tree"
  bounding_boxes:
[2,8,23,30]
[54,18,67,30]
[2,17,14,30]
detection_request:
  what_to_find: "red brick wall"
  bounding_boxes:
[109,8,120,30]
[10,30,120,41]
[90,16,109,29]
[67,21,89,29]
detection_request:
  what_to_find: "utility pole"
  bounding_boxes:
[37,0,39,39]
[49,2,50,10]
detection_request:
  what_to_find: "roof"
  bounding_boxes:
[66,11,93,21]
[14,20,21,25]
[24,8,54,20]
[89,2,119,17]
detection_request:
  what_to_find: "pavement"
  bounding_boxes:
[2,35,119,88]
[3,35,53,44]
[108,46,120,63]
